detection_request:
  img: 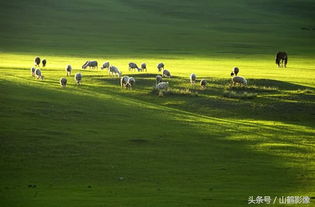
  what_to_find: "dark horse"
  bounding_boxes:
[275,51,288,68]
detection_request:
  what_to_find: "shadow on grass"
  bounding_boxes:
[92,76,315,128]
[0,79,314,206]
[0,82,312,206]
[248,79,315,90]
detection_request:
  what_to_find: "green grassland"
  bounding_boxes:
[0,0,315,206]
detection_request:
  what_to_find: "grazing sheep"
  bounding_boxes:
[156,82,169,90]
[82,61,88,69]
[60,77,67,87]
[157,63,164,72]
[74,73,82,85]
[31,67,36,77]
[34,57,41,66]
[128,77,135,87]
[109,66,122,77]
[190,73,196,84]
[230,67,239,76]
[156,75,163,84]
[35,68,43,79]
[42,59,47,67]
[65,65,72,76]
[200,79,207,88]
[128,62,139,71]
[162,69,171,78]
[120,76,130,88]
[232,76,247,86]
[275,51,288,68]
[141,63,147,71]
[82,60,98,69]
[101,62,110,70]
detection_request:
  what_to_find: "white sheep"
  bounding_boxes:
[120,76,130,88]
[162,69,171,78]
[141,63,147,71]
[128,62,139,71]
[156,82,169,90]
[101,62,110,70]
[60,77,67,87]
[34,56,40,66]
[156,75,162,84]
[35,68,43,79]
[157,63,164,72]
[200,79,207,88]
[42,59,47,67]
[31,67,36,77]
[128,77,135,87]
[65,65,72,76]
[231,67,239,76]
[232,76,247,86]
[82,60,98,69]
[190,73,196,84]
[109,66,122,77]
[74,73,82,85]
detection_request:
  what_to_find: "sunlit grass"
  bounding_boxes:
[1,0,315,206]
[1,54,315,206]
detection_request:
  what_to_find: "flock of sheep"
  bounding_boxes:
[31,57,46,80]
[30,51,287,93]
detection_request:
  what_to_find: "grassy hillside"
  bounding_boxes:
[0,0,315,207]
[0,0,315,56]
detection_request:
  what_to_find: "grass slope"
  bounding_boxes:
[0,0,315,206]
[0,0,315,56]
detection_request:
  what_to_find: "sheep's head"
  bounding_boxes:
[82,61,89,69]
[129,78,135,86]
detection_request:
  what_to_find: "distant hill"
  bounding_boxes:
[0,0,314,56]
